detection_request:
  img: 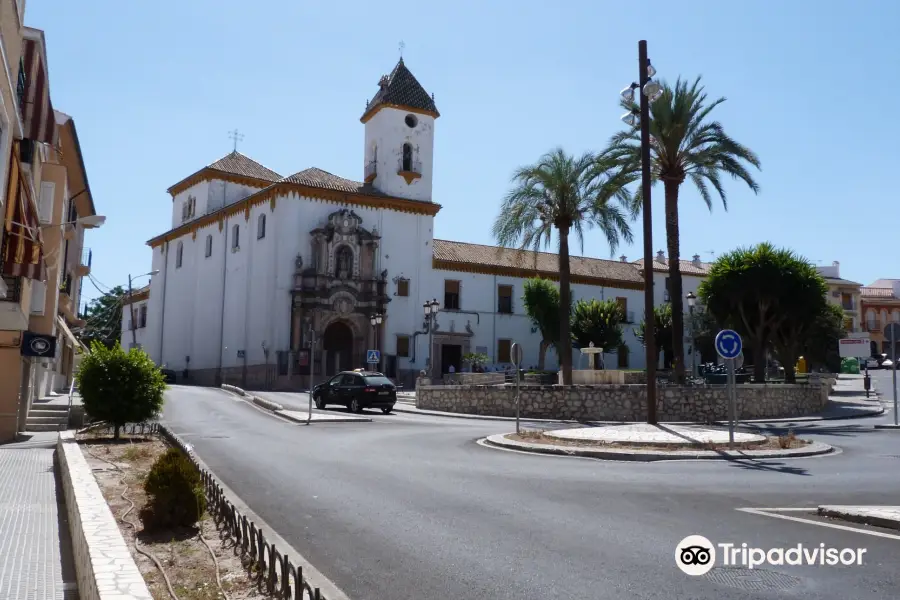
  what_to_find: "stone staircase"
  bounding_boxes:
[26,404,69,432]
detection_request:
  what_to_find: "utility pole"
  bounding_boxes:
[638,40,658,424]
[128,273,138,349]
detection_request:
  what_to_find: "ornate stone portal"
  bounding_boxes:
[290,209,390,376]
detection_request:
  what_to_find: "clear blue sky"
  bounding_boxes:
[26,0,900,306]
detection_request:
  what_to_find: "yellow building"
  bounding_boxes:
[0,25,100,442]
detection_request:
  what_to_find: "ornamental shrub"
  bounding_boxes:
[140,448,206,530]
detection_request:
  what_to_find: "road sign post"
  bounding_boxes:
[888,323,900,427]
[715,329,743,449]
[307,328,317,426]
[511,342,523,434]
[366,349,381,367]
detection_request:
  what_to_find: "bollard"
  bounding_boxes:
[864,373,871,398]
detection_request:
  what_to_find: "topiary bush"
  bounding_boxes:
[76,341,166,439]
[140,448,206,531]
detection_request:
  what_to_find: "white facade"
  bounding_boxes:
[131,59,697,387]
[121,298,150,351]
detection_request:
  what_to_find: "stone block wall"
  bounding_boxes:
[446,372,506,385]
[417,382,829,423]
[567,370,647,385]
[58,431,153,600]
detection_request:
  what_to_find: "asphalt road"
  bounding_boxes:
[163,384,900,600]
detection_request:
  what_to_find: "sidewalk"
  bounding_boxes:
[0,436,78,599]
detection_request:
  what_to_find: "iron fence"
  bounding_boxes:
[83,421,328,599]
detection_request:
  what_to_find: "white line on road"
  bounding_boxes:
[736,507,900,540]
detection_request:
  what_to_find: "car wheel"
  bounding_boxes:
[381,407,393,415]
[315,396,325,410]
[350,398,362,413]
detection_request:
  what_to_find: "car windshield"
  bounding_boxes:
[363,376,393,386]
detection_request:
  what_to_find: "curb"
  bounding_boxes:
[818,506,900,531]
[220,384,285,413]
[158,424,350,600]
[275,410,372,425]
[482,434,835,462]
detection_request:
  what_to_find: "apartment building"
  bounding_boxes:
[0,18,100,441]
[815,262,862,333]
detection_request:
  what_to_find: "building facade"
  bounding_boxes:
[0,16,98,441]
[816,262,861,333]
[861,279,900,357]
[134,59,665,390]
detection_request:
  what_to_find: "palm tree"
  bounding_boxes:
[605,76,761,383]
[493,148,633,384]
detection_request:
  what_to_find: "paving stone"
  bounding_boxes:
[0,447,79,600]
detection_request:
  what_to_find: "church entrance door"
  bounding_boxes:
[323,321,354,376]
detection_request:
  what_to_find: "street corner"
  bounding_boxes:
[480,423,836,462]
[817,506,900,531]
[276,409,372,424]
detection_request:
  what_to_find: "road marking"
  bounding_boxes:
[736,507,900,540]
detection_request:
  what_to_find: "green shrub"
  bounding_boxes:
[76,341,166,439]
[140,448,206,530]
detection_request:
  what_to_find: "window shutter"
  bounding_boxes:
[38,182,54,224]
[30,281,46,315]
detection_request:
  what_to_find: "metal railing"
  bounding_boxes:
[1,275,21,303]
[81,248,92,268]
[866,320,882,332]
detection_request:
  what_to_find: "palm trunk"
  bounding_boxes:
[664,181,686,384]
[558,225,573,385]
[753,336,767,383]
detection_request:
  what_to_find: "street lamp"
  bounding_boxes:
[423,298,440,377]
[686,291,697,379]
[370,312,383,371]
[128,269,160,349]
[619,41,664,424]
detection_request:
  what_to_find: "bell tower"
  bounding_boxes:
[361,59,439,202]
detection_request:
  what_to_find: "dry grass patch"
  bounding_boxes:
[78,433,277,600]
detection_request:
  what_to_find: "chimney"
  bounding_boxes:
[620,255,627,262]
[656,250,665,263]
[833,260,840,276]
[692,254,701,267]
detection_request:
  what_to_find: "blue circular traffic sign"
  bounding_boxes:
[715,330,743,360]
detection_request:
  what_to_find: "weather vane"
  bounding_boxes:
[228,129,244,152]
[399,41,405,58]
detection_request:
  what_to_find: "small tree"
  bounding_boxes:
[635,303,674,369]
[803,304,847,373]
[76,342,166,439]
[699,243,827,383]
[570,298,625,369]
[522,278,562,370]
[141,448,206,530]
[462,352,489,371]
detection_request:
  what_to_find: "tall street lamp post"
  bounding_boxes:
[686,291,697,379]
[370,312,383,371]
[128,269,159,349]
[620,39,664,423]
[423,299,440,378]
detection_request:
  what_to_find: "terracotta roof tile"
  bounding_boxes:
[281,168,382,195]
[433,240,644,285]
[632,257,712,276]
[207,151,281,182]
[362,59,439,120]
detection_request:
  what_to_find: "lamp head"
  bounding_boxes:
[619,85,635,104]
[78,215,106,228]
[642,80,662,99]
[686,291,696,307]
[620,111,638,127]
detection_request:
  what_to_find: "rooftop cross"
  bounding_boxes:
[227,129,244,152]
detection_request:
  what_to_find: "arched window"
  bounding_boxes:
[232,224,240,250]
[175,242,183,268]
[257,214,266,239]
[402,143,412,171]
[335,246,353,278]
[205,234,213,258]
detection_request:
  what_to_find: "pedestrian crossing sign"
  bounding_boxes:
[367,349,380,363]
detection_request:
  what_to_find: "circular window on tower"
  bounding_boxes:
[405,114,418,128]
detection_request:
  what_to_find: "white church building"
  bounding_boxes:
[130,59,706,389]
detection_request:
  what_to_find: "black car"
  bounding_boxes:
[160,367,177,384]
[313,371,396,414]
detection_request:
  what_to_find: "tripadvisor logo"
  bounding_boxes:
[675,535,867,575]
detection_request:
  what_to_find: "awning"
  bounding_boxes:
[21,37,57,146]
[56,315,84,352]
[2,141,46,280]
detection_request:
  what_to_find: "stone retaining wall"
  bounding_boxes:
[58,431,153,600]
[417,383,829,422]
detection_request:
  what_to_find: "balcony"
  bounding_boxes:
[0,275,29,331]
[75,248,92,277]
[865,320,882,332]
[397,158,422,185]
[364,160,377,183]
[58,274,76,321]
